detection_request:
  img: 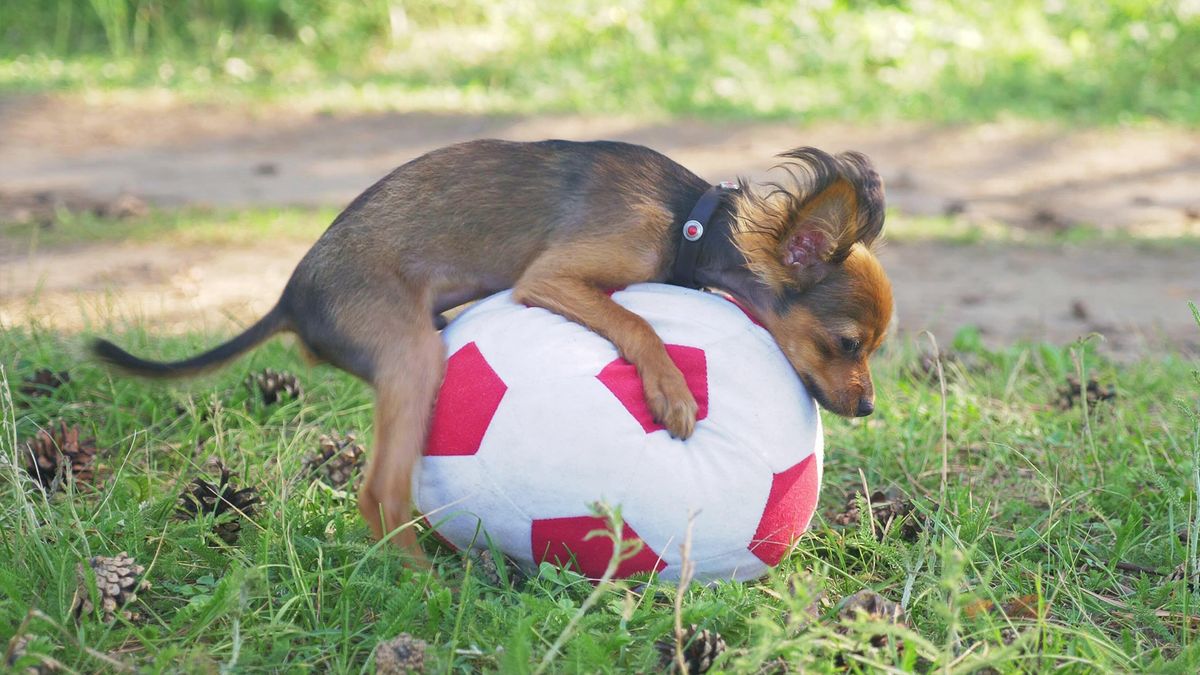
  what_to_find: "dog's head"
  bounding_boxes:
[729,148,893,418]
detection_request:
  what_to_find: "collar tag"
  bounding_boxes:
[669,181,738,289]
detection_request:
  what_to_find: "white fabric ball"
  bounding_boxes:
[415,283,823,582]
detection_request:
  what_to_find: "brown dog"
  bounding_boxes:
[93,140,893,564]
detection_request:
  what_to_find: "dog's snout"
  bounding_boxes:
[855,397,875,417]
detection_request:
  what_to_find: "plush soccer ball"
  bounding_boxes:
[414,283,823,582]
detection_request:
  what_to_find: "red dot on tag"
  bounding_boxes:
[687,225,698,236]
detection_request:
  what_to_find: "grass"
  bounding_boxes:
[7,205,1200,257]
[2,314,1200,672]
[1,0,1198,125]
[3,207,339,250]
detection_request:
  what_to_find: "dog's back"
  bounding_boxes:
[304,139,708,280]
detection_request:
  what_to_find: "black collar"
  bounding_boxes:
[669,181,740,289]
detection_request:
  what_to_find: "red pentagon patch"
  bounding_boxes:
[748,454,820,565]
[531,515,667,578]
[595,344,708,434]
[426,341,507,456]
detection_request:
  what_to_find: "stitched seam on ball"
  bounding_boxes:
[475,454,536,524]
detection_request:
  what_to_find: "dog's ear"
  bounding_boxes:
[732,147,886,294]
[831,150,885,248]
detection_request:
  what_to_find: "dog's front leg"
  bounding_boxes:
[514,260,698,439]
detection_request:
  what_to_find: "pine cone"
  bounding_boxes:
[656,625,726,674]
[4,633,58,674]
[304,432,365,489]
[1056,375,1116,410]
[466,548,510,586]
[1178,527,1193,546]
[248,368,303,405]
[74,552,150,623]
[374,633,427,674]
[3,633,28,668]
[756,657,791,675]
[1169,561,1197,586]
[781,573,824,631]
[832,487,922,541]
[908,350,949,384]
[836,589,907,649]
[908,349,985,385]
[176,464,261,544]
[21,421,99,492]
[19,368,70,398]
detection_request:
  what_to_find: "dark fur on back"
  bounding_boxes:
[92,140,711,384]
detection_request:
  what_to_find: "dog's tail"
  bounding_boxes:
[92,305,289,378]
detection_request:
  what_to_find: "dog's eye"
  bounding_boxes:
[839,336,862,354]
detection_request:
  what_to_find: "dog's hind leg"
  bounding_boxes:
[357,303,445,567]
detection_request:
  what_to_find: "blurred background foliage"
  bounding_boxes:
[1,0,1198,122]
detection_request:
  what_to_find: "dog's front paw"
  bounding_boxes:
[643,363,699,440]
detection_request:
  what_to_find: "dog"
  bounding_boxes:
[93,140,893,565]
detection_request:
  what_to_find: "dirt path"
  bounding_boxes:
[4,95,1198,232]
[4,236,1196,357]
[1,95,1198,355]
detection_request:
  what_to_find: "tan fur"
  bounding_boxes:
[756,245,893,416]
[729,148,883,290]
[730,179,862,294]
[512,215,700,438]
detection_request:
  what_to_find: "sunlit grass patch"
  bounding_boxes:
[2,1,1197,124]
[3,206,336,250]
[877,211,1200,248]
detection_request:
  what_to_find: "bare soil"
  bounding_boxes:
[2,94,1198,356]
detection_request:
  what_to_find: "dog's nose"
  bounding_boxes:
[855,398,875,417]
